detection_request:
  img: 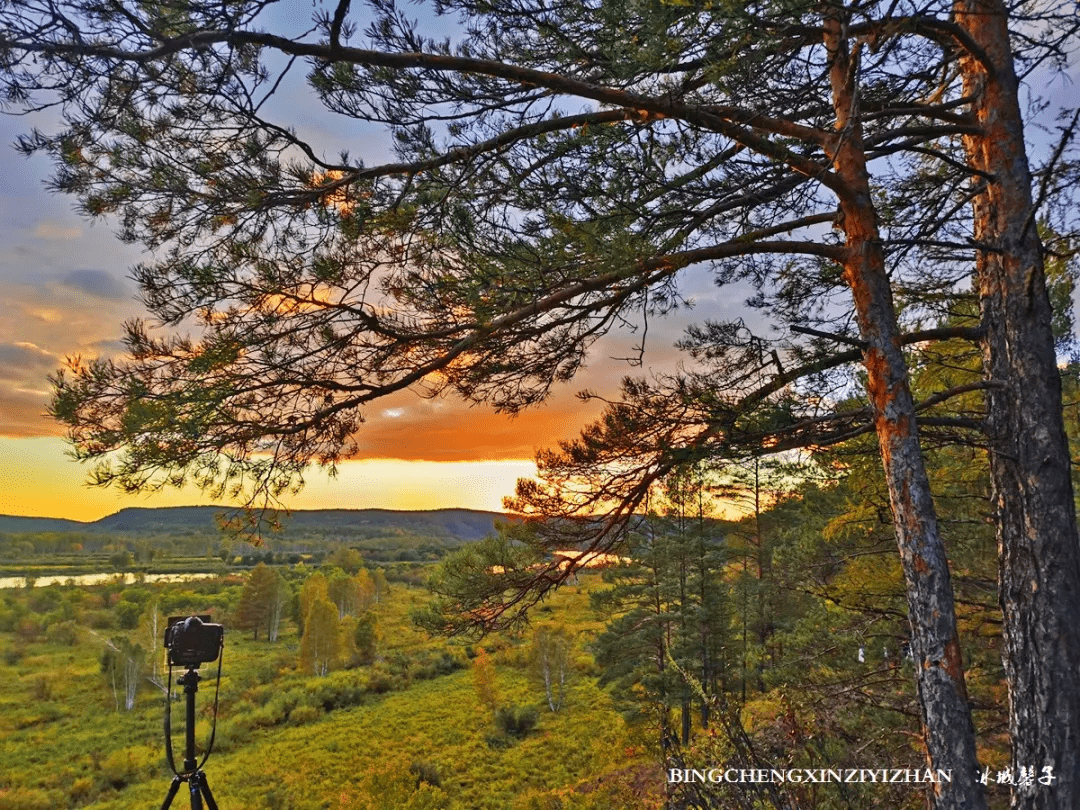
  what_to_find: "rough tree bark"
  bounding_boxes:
[825,12,986,808]
[956,1,1080,806]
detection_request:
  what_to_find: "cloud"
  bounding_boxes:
[59,268,129,300]
[0,341,56,377]
[88,338,129,357]
[0,274,136,437]
[352,388,601,463]
[0,341,54,367]
[33,222,83,240]
[0,384,61,438]
[0,341,62,436]
[24,307,65,323]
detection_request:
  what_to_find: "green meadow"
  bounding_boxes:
[0,569,654,810]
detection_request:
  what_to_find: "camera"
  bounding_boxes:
[164,615,224,668]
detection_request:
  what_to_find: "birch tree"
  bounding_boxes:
[139,599,166,692]
[100,636,145,711]
[529,626,574,713]
[299,596,342,677]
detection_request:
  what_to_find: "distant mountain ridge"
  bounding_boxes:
[0,506,506,541]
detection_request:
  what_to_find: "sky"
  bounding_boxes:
[0,130,716,520]
[0,11,728,521]
[1,2,1075,522]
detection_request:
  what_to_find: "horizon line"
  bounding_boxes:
[0,504,516,524]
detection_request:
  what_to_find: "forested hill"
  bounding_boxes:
[0,507,504,541]
[0,515,88,534]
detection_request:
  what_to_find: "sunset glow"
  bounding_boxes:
[0,437,537,521]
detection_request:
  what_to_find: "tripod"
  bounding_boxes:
[161,668,219,810]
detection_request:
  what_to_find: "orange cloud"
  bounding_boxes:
[0,386,60,438]
[352,387,601,462]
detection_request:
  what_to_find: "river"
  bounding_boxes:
[0,571,220,589]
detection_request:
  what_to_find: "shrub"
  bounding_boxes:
[0,787,63,810]
[86,609,117,630]
[303,672,369,711]
[484,731,513,750]
[16,703,63,728]
[365,670,405,695]
[115,599,142,629]
[100,746,158,789]
[31,676,52,701]
[46,620,79,646]
[209,718,251,753]
[409,760,442,789]
[495,704,539,738]
[517,795,566,810]
[247,699,288,729]
[288,704,320,725]
[15,617,42,642]
[263,786,294,810]
[433,650,465,676]
[69,776,96,804]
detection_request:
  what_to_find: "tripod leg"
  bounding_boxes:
[160,776,183,810]
[188,775,204,810]
[197,772,219,810]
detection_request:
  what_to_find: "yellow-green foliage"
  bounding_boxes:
[0,572,638,810]
[299,595,342,676]
[472,647,499,715]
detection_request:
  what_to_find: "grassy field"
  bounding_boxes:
[0,571,658,810]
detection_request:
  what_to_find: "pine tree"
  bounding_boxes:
[592,520,686,755]
[234,562,280,640]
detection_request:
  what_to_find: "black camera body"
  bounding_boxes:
[165,615,223,668]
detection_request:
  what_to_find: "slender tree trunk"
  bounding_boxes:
[269,580,283,642]
[955,2,1080,806]
[124,654,139,711]
[557,662,567,713]
[741,551,748,704]
[824,11,986,808]
[754,459,767,693]
[144,603,163,690]
[695,478,713,729]
[699,546,712,729]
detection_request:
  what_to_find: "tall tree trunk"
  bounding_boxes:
[754,460,769,692]
[824,11,986,808]
[956,2,1080,806]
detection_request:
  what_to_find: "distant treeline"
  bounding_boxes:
[0,528,483,566]
[0,507,511,567]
